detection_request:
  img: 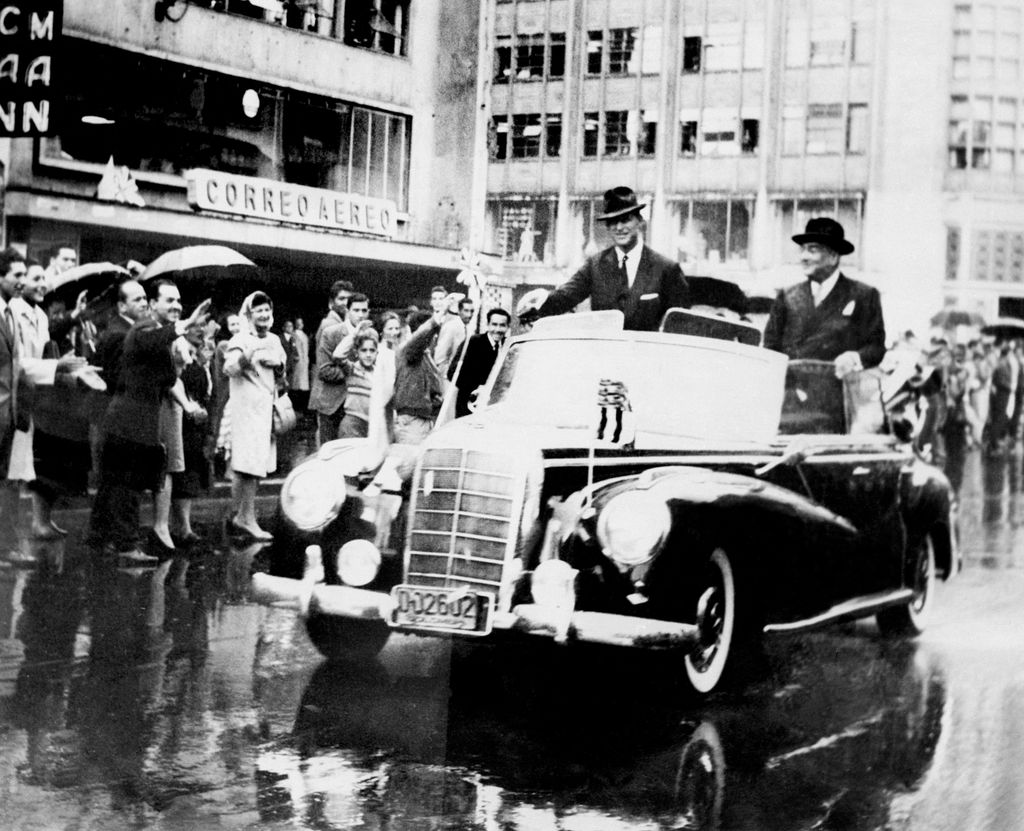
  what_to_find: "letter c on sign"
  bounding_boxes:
[0,7,20,36]
[206,178,220,205]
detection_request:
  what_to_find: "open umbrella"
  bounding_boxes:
[46,264,130,296]
[981,317,1024,340]
[140,245,256,281]
[930,308,986,329]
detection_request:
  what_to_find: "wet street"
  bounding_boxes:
[1,450,1024,831]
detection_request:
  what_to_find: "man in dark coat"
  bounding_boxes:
[452,307,510,417]
[87,280,210,563]
[762,217,886,378]
[536,187,689,331]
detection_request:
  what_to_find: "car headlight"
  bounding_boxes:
[595,490,671,568]
[531,559,577,608]
[281,461,346,531]
[336,540,381,587]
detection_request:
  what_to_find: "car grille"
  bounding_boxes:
[405,447,523,594]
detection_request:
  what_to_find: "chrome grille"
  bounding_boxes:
[405,447,523,591]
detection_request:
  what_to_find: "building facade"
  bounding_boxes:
[0,0,481,318]
[483,0,1023,336]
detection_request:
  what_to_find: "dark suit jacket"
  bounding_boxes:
[93,313,132,397]
[762,274,886,369]
[0,300,21,473]
[310,319,351,416]
[453,333,502,417]
[538,244,689,331]
[102,318,178,446]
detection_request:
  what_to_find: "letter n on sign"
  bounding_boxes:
[0,1,62,137]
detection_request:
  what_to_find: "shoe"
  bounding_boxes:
[116,548,159,565]
[227,519,274,542]
[172,531,202,547]
[146,529,177,558]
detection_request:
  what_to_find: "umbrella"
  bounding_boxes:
[981,317,1024,340]
[930,308,986,329]
[140,245,256,281]
[45,262,130,305]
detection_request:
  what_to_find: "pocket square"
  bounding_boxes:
[640,293,658,300]
[842,300,855,316]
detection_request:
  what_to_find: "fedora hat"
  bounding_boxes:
[595,186,646,222]
[792,217,854,256]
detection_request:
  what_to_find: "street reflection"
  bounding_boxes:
[249,637,947,831]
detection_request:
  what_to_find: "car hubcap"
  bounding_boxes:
[694,585,723,668]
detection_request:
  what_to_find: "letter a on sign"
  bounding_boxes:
[595,379,635,447]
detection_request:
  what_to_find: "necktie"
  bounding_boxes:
[810,281,820,307]
[3,305,16,356]
[620,253,629,287]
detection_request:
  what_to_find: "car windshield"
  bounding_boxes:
[485,335,786,444]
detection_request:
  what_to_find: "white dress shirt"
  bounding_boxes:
[810,267,841,307]
[614,236,643,288]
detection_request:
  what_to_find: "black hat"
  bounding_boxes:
[792,217,854,256]
[595,186,646,222]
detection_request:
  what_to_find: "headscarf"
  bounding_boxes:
[238,291,272,336]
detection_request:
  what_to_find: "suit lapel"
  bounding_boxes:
[809,274,852,326]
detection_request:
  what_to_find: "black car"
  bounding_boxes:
[252,310,958,695]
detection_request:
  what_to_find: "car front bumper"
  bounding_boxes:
[251,555,698,651]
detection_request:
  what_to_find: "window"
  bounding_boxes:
[41,41,411,210]
[587,31,604,74]
[946,227,961,282]
[511,114,542,158]
[683,36,702,72]
[995,98,1016,172]
[344,0,409,56]
[545,113,562,157]
[777,197,864,265]
[680,120,698,156]
[516,33,546,81]
[490,199,555,262]
[608,27,638,74]
[490,115,508,160]
[743,23,764,68]
[702,111,738,156]
[704,22,741,71]
[785,18,809,66]
[781,106,805,155]
[640,25,663,74]
[741,119,759,153]
[637,110,657,156]
[549,33,566,78]
[805,103,844,154]
[972,96,992,169]
[678,199,752,265]
[948,95,969,169]
[604,111,630,156]
[494,36,512,83]
[809,18,847,65]
[846,104,868,154]
[583,112,599,157]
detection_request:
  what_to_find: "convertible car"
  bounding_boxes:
[252,310,958,695]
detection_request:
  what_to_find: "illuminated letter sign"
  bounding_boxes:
[186,169,398,238]
[0,1,60,136]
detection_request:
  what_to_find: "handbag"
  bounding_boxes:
[272,392,297,436]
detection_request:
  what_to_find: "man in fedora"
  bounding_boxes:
[530,186,689,331]
[762,217,885,378]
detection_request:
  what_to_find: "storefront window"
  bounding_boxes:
[41,42,411,210]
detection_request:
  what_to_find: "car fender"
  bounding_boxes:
[900,458,958,578]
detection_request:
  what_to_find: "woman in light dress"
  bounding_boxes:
[222,292,286,541]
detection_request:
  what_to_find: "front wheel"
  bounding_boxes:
[877,535,936,636]
[305,613,391,662]
[683,547,750,695]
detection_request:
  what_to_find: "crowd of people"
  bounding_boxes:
[886,331,1024,466]
[0,241,509,568]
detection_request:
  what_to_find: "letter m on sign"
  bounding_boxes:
[0,1,62,137]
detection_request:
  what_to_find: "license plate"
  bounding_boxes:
[389,585,494,635]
